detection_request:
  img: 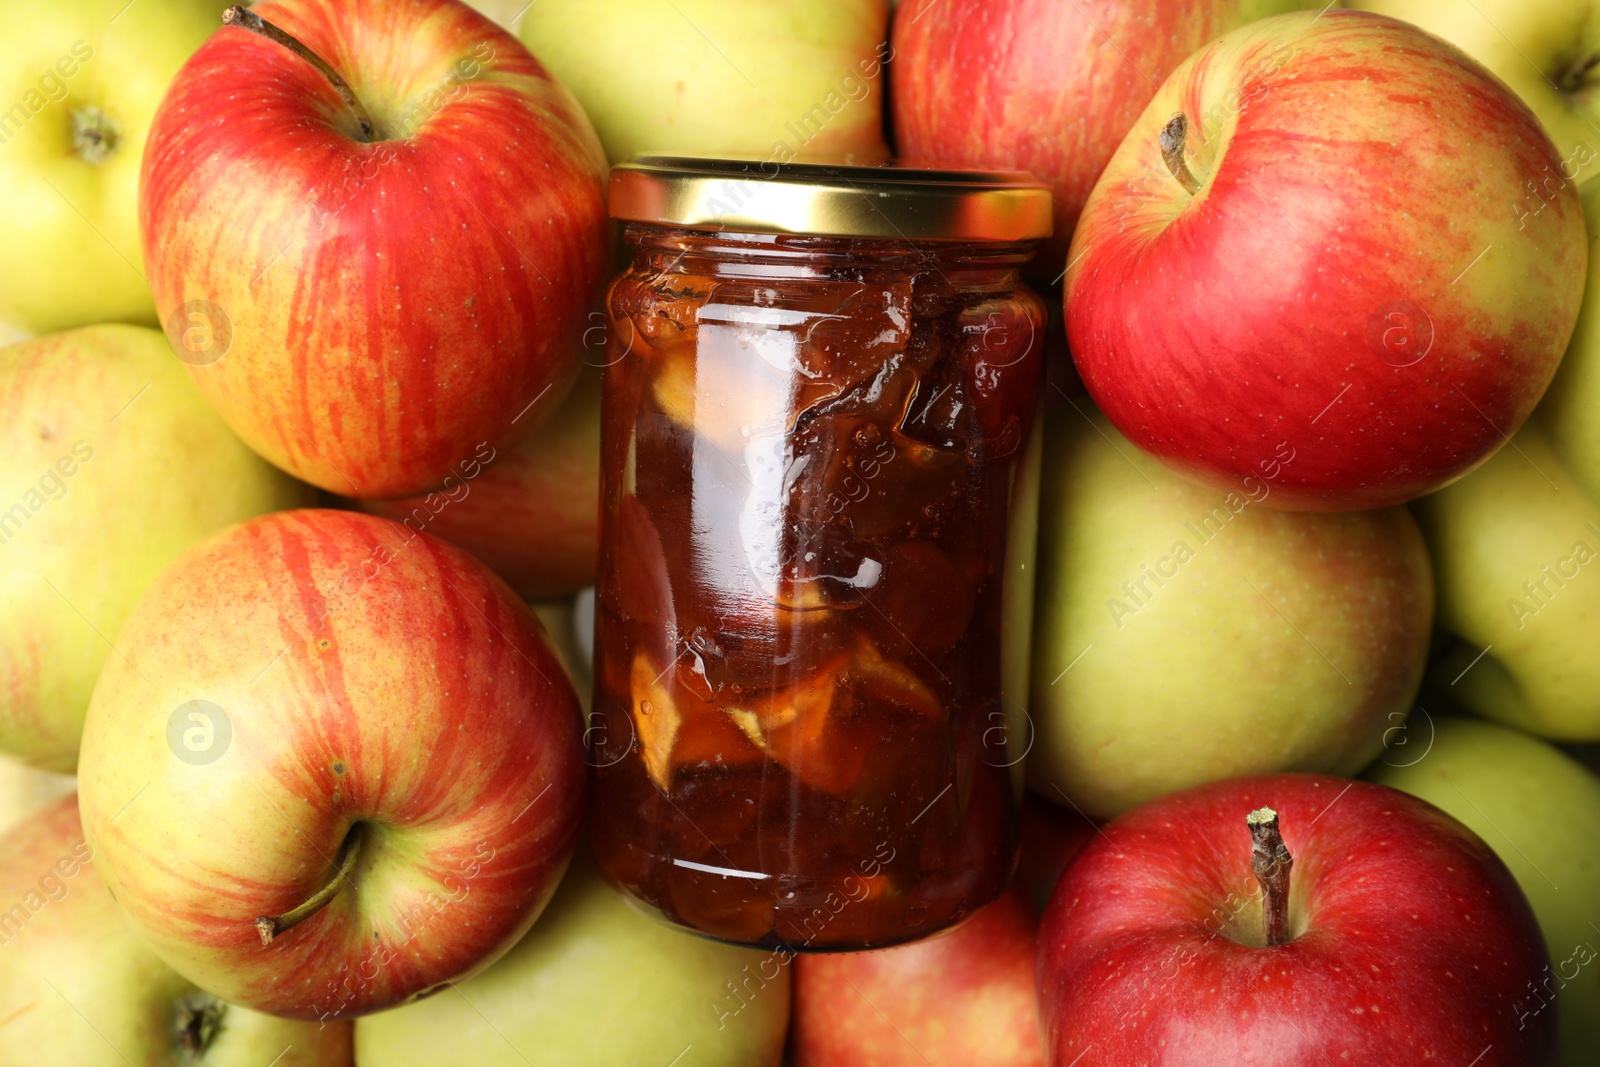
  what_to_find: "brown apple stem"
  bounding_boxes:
[1248,807,1293,947]
[1559,51,1600,94]
[1160,113,1203,196]
[221,5,376,142]
[253,828,362,947]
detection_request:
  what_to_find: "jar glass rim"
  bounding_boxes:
[609,155,1053,243]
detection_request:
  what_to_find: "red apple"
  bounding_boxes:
[76,509,586,1019]
[140,0,609,499]
[1064,10,1587,510]
[359,365,600,599]
[891,0,1324,267]
[1038,774,1556,1065]
[793,887,1046,1067]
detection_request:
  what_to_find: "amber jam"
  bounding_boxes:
[588,161,1048,950]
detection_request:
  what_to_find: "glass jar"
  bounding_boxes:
[588,157,1050,950]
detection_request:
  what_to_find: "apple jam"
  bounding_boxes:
[589,158,1050,949]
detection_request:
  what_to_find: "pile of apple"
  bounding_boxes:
[1,0,1598,1064]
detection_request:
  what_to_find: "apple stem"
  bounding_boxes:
[1559,51,1600,94]
[221,5,377,142]
[253,827,363,947]
[1247,807,1293,947]
[1160,113,1203,196]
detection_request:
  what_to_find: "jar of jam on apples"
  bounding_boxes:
[588,156,1051,950]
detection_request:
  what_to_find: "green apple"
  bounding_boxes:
[1028,404,1434,819]
[0,325,309,770]
[1541,176,1600,498]
[1351,0,1600,176]
[0,0,218,333]
[1368,715,1600,1063]
[519,0,891,165]
[0,795,352,1066]
[354,848,789,1067]
[1410,420,1600,739]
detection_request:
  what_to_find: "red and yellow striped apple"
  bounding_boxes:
[1065,11,1587,510]
[792,887,1047,1067]
[891,0,1325,268]
[360,365,601,599]
[0,795,353,1066]
[1350,0,1600,172]
[140,0,609,498]
[77,509,586,1019]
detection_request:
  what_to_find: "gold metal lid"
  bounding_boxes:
[608,156,1053,242]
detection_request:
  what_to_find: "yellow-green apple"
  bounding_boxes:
[461,0,529,32]
[360,366,600,600]
[0,0,216,334]
[891,0,1326,268]
[1038,775,1556,1065]
[1410,420,1600,739]
[792,887,1046,1067]
[0,795,353,1066]
[1351,0,1600,173]
[0,755,73,837]
[519,0,890,165]
[76,508,586,1019]
[1066,10,1587,510]
[353,846,790,1067]
[1368,715,1600,1064]
[141,0,609,499]
[0,325,308,771]
[1539,176,1600,499]
[1029,404,1432,819]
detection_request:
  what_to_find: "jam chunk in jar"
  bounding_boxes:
[589,158,1050,950]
